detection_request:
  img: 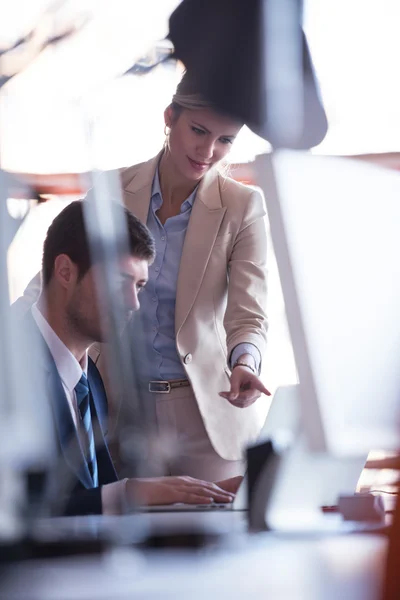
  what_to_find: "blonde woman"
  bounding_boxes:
[114,71,270,480]
[14,71,270,482]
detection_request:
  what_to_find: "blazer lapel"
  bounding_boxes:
[45,357,94,490]
[175,170,226,334]
[121,152,162,223]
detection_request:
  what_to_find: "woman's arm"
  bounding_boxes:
[224,189,268,359]
[222,190,270,407]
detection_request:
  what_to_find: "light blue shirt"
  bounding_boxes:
[140,170,260,381]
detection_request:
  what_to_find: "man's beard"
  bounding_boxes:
[65,300,103,345]
[66,301,132,345]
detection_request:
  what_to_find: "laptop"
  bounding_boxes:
[138,385,299,513]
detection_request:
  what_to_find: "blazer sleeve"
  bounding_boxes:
[224,189,268,363]
[63,487,103,516]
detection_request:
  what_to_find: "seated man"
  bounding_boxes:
[19,200,235,516]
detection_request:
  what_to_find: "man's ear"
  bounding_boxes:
[53,254,77,289]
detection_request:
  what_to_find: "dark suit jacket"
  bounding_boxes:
[22,312,118,516]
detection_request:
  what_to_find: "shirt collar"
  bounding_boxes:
[151,168,197,212]
[31,303,88,392]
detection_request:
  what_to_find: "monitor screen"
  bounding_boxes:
[257,151,400,456]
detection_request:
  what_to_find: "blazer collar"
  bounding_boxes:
[196,166,223,210]
[121,152,161,223]
[122,151,161,195]
[121,150,223,223]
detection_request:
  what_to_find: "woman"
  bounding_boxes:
[111,70,270,481]
[15,71,270,482]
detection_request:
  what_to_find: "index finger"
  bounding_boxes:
[254,379,271,396]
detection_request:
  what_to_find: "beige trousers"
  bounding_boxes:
[147,385,245,482]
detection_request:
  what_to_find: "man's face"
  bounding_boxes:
[66,255,149,343]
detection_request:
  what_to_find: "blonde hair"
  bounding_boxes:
[170,70,215,118]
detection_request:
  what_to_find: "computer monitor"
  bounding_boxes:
[256,151,400,457]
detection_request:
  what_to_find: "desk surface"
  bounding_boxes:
[0,518,387,600]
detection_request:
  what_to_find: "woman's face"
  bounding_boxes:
[165,107,242,182]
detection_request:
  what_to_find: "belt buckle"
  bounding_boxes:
[149,381,171,394]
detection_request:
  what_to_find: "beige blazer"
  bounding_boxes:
[12,153,269,460]
[120,153,268,460]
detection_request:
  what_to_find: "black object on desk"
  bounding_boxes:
[383,486,400,599]
[247,439,284,531]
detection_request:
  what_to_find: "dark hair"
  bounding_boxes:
[42,200,155,285]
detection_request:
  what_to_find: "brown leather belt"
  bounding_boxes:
[148,379,190,394]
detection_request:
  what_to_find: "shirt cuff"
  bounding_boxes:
[101,479,129,515]
[230,343,261,374]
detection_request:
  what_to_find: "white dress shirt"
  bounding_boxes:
[31,303,87,428]
[31,303,126,514]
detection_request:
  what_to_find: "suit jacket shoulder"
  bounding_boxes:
[19,312,117,516]
[120,152,161,193]
[217,172,266,220]
[120,160,147,187]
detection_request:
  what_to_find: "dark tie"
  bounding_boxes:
[75,373,98,487]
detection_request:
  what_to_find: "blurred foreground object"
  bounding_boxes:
[168,0,328,149]
[383,493,400,599]
[348,152,400,172]
[0,1,87,87]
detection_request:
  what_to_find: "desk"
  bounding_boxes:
[0,520,387,599]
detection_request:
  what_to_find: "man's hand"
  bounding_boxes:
[219,364,271,408]
[126,476,235,506]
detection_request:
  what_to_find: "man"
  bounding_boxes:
[20,200,236,516]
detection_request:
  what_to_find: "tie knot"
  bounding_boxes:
[75,373,89,406]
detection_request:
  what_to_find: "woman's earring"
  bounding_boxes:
[164,124,170,136]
